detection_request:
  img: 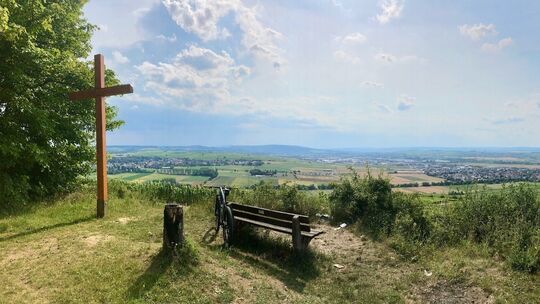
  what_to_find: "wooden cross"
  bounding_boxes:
[69,54,133,218]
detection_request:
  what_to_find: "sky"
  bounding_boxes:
[83,0,540,148]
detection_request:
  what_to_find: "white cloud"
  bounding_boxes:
[83,0,159,49]
[397,95,415,111]
[377,103,392,113]
[136,46,250,112]
[127,93,165,106]
[136,48,352,130]
[481,37,513,52]
[334,50,361,64]
[376,0,404,24]
[335,32,367,44]
[330,0,343,8]
[232,65,251,80]
[459,23,497,40]
[162,0,284,67]
[112,51,130,64]
[245,96,350,130]
[178,45,234,70]
[503,94,540,115]
[375,53,397,63]
[490,116,524,125]
[162,0,232,41]
[374,53,421,64]
[361,81,384,88]
[156,34,177,42]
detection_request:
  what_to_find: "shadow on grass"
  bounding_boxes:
[201,227,218,244]
[0,215,95,242]
[127,241,199,300]
[208,226,323,292]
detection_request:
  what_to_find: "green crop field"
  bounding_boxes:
[109,172,210,185]
[109,172,153,181]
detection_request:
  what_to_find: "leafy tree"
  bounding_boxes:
[0,0,123,211]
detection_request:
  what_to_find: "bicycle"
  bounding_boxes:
[214,187,234,247]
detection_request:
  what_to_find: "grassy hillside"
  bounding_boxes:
[1,186,539,303]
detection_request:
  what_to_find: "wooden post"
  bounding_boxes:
[163,204,184,251]
[292,215,303,252]
[95,55,107,218]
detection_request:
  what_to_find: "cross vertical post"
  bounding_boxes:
[69,54,133,219]
[95,54,107,218]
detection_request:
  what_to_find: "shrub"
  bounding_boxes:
[449,184,540,272]
[330,171,393,232]
[329,170,430,240]
[393,193,431,242]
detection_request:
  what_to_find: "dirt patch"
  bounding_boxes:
[81,234,114,248]
[116,217,137,225]
[310,224,395,265]
[410,280,495,304]
[2,237,59,266]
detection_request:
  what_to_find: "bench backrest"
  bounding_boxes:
[229,202,312,232]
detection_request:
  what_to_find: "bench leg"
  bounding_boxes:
[292,215,309,252]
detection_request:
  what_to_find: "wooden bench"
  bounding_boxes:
[228,202,324,251]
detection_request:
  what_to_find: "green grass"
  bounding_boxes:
[109,172,210,185]
[1,186,540,303]
[109,172,153,181]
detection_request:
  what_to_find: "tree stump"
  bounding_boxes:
[163,204,184,252]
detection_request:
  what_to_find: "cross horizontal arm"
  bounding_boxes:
[69,84,134,101]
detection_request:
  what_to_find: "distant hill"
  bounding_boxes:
[108,145,540,160]
[108,144,335,157]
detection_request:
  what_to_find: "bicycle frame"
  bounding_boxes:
[214,187,229,232]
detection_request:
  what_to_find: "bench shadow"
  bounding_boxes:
[127,244,198,300]
[0,215,95,243]
[209,226,322,292]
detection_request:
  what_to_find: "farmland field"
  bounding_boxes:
[395,185,449,194]
[109,172,210,185]
[106,147,540,195]
[109,157,443,188]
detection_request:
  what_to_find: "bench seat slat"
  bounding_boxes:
[229,202,309,223]
[234,216,323,238]
[232,209,311,232]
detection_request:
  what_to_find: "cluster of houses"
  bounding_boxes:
[424,164,540,183]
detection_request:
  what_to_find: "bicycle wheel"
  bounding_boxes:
[223,206,234,247]
[214,197,221,233]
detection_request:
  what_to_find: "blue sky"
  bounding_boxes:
[83,0,540,148]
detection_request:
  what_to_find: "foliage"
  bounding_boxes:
[108,179,215,206]
[329,170,431,242]
[0,0,123,211]
[329,172,540,272]
[447,184,540,272]
[248,168,277,176]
